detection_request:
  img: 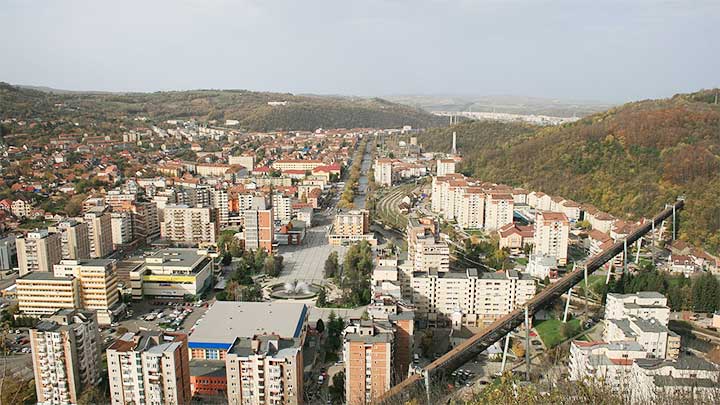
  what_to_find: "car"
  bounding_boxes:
[111,322,119,327]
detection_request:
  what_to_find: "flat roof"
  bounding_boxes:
[146,248,206,268]
[189,301,307,350]
[18,272,73,282]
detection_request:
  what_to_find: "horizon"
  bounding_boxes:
[1,0,718,103]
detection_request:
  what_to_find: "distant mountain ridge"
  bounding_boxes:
[418,88,720,254]
[0,82,445,131]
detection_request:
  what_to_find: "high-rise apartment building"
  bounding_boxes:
[50,220,91,260]
[106,331,192,405]
[110,211,134,248]
[54,259,121,325]
[413,235,450,273]
[0,235,17,270]
[328,209,375,246]
[17,229,62,276]
[225,335,304,405]
[242,197,274,253]
[211,188,229,228]
[84,207,114,258]
[29,310,102,405]
[343,320,394,405]
[456,187,485,229]
[436,158,456,176]
[484,193,514,231]
[271,192,293,223]
[131,200,160,244]
[374,159,394,187]
[533,211,570,265]
[162,205,217,245]
[406,217,437,265]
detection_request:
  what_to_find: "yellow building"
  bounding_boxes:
[17,272,80,315]
[53,259,121,325]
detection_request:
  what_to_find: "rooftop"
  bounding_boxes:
[189,302,307,349]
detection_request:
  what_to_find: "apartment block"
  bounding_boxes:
[211,188,229,228]
[406,217,437,265]
[229,155,254,170]
[344,320,394,405]
[374,159,394,187]
[162,205,217,245]
[50,220,91,260]
[107,331,192,405]
[410,268,535,327]
[484,193,514,232]
[413,235,450,273]
[533,211,570,265]
[436,159,456,176]
[110,211,134,248]
[329,209,375,246]
[603,317,680,360]
[0,235,17,270]
[30,310,102,405]
[225,335,304,405]
[17,272,81,315]
[456,187,485,229]
[84,207,114,258]
[243,206,275,253]
[53,259,121,325]
[272,192,293,223]
[605,292,670,325]
[17,229,62,275]
[271,159,324,172]
[131,200,160,244]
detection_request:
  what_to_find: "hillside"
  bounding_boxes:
[0,83,445,131]
[418,89,720,254]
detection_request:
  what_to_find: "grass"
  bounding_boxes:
[515,257,529,266]
[534,318,582,348]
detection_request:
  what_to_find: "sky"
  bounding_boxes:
[1,0,718,102]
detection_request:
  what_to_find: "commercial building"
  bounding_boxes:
[410,268,535,327]
[29,310,102,405]
[106,331,192,405]
[329,209,376,246]
[130,248,212,299]
[188,302,308,402]
[162,205,217,245]
[50,220,91,260]
[0,235,17,270]
[53,259,121,325]
[84,207,114,258]
[533,211,569,266]
[17,272,81,315]
[17,229,62,276]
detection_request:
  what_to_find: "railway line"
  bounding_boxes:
[379,199,685,404]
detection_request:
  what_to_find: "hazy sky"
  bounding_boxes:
[1,0,718,102]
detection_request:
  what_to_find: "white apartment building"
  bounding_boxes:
[605,292,670,326]
[225,335,304,405]
[17,229,62,275]
[533,211,570,265]
[30,310,101,405]
[107,331,192,405]
[410,268,535,327]
[272,192,293,223]
[456,187,485,229]
[0,235,16,270]
[110,212,134,247]
[436,159,456,176]
[53,259,121,325]
[569,340,647,392]
[329,209,375,246]
[604,317,680,360]
[374,159,394,187]
[630,357,720,404]
[161,205,217,245]
[413,235,450,273]
[84,207,114,258]
[50,220,91,260]
[229,154,254,170]
[211,188,229,228]
[484,193,514,232]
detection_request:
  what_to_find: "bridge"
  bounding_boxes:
[379,199,685,404]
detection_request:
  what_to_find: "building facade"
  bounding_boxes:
[17,230,62,276]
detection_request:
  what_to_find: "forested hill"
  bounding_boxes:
[0,82,445,131]
[418,89,720,254]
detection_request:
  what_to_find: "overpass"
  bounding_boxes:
[379,199,685,404]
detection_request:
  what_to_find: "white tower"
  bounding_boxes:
[451,131,457,155]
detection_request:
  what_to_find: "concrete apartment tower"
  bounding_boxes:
[107,331,192,405]
[29,310,102,405]
[17,229,62,275]
[84,206,114,258]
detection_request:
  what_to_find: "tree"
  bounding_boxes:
[316,318,325,334]
[77,386,108,404]
[316,287,327,307]
[511,339,526,358]
[324,251,339,278]
[420,330,434,357]
[561,320,580,339]
[329,371,345,404]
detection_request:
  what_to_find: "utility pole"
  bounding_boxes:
[524,306,531,381]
